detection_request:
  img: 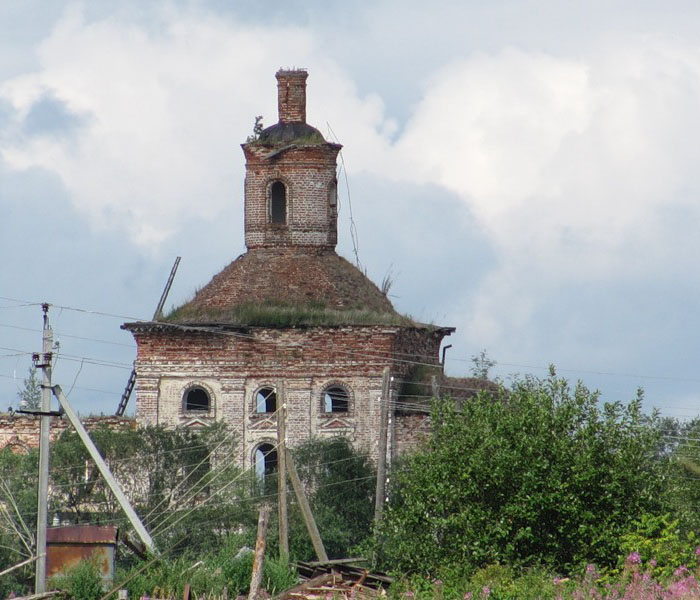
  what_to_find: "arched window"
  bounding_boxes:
[184,387,210,412]
[254,443,278,479]
[329,181,338,220]
[323,385,350,413]
[270,181,286,224]
[255,387,277,413]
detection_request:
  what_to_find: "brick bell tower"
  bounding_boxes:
[123,68,454,470]
[242,69,342,250]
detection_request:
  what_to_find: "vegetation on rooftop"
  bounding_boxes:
[163,300,415,328]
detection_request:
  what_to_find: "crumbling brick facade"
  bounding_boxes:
[124,69,453,471]
[0,415,135,454]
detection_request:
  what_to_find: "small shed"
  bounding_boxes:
[46,524,119,584]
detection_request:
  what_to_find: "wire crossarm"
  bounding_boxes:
[52,384,156,554]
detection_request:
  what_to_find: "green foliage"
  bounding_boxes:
[50,558,105,600]
[17,365,41,410]
[246,115,264,142]
[283,436,375,560]
[165,300,412,328]
[48,422,252,555]
[470,349,496,380]
[390,564,562,600]
[120,543,296,598]
[377,375,669,576]
[615,513,697,581]
[0,447,38,597]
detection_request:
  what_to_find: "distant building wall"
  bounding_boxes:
[0,415,136,453]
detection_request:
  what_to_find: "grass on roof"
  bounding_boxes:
[163,301,415,328]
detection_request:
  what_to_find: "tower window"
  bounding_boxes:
[270,181,286,224]
[255,387,277,413]
[184,387,210,412]
[323,385,350,413]
[329,181,338,220]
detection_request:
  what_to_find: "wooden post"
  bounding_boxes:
[431,375,440,399]
[374,367,391,525]
[276,381,289,559]
[248,503,271,600]
[285,448,329,562]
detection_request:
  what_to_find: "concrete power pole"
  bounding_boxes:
[374,367,391,525]
[35,303,53,593]
[276,381,289,559]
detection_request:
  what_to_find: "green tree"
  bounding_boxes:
[281,437,375,560]
[377,375,669,576]
[470,349,496,379]
[17,365,41,410]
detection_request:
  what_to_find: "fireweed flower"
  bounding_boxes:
[626,551,642,565]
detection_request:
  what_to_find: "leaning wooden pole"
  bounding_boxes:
[374,367,391,525]
[286,448,329,562]
[248,503,271,600]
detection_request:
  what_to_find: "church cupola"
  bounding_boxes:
[242,69,342,250]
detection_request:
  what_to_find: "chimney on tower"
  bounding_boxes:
[276,69,308,124]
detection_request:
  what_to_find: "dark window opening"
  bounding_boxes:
[270,181,286,224]
[255,443,278,479]
[185,387,210,411]
[323,385,350,413]
[255,387,277,413]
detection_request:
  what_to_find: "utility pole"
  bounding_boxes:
[35,303,52,593]
[276,381,289,560]
[373,367,391,525]
[285,448,328,562]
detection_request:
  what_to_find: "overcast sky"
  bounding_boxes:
[2,1,700,418]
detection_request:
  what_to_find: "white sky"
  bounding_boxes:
[2,1,700,418]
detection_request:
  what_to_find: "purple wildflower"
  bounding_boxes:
[626,551,642,565]
[674,565,689,577]
[481,586,491,598]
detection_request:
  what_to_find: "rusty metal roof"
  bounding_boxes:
[47,525,118,545]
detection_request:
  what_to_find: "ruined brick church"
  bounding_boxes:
[122,70,454,473]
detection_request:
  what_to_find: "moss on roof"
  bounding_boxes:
[162,248,407,327]
[251,122,326,146]
[164,300,414,328]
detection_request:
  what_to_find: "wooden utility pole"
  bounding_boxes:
[276,382,289,559]
[248,503,271,600]
[34,303,52,593]
[373,367,391,525]
[431,375,440,399]
[285,448,328,562]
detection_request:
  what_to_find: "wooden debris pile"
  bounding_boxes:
[274,561,393,599]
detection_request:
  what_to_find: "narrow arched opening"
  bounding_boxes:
[270,181,286,224]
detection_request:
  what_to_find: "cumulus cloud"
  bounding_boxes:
[0,5,394,247]
[3,4,700,386]
[377,40,700,358]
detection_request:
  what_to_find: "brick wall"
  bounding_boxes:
[130,324,446,468]
[276,70,308,124]
[0,415,136,453]
[243,144,341,249]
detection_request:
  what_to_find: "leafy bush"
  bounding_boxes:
[615,513,698,581]
[50,558,105,600]
[377,375,669,576]
[280,436,375,560]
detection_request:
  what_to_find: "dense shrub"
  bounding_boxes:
[377,374,670,576]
